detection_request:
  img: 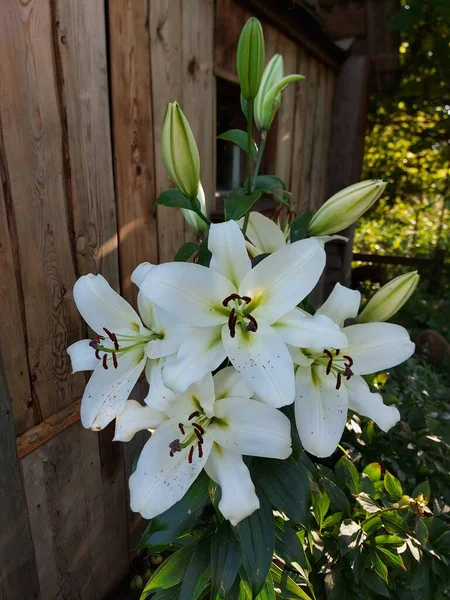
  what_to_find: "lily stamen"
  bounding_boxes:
[336,372,342,390]
[192,422,205,435]
[178,423,185,435]
[188,411,200,420]
[245,315,258,332]
[188,446,194,464]
[228,308,237,338]
[102,355,108,370]
[324,349,334,375]
[198,443,203,458]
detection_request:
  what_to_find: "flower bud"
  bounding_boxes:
[181,183,208,233]
[236,18,265,100]
[254,54,304,131]
[357,271,419,323]
[308,180,386,236]
[161,102,200,199]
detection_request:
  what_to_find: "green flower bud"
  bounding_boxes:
[254,54,304,131]
[308,180,386,236]
[161,102,200,199]
[357,271,419,323]
[236,18,265,100]
[181,183,208,233]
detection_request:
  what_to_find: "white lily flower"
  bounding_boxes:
[238,211,348,258]
[67,273,187,430]
[139,220,346,407]
[290,283,415,458]
[128,368,292,525]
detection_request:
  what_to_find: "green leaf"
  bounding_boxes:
[356,493,380,514]
[363,462,382,482]
[376,547,406,570]
[136,472,210,549]
[383,471,403,499]
[237,493,275,597]
[362,516,382,535]
[179,538,211,600]
[363,571,391,598]
[174,241,198,262]
[336,457,360,495]
[252,458,311,526]
[412,480,431,502]
[312,490,330,529]
[359,473,375,496]
[251,175,285,192]
[339,520,366,555]
[322,512,343,530]
[371,550,389,584]
[141,541,198,596]
[255,572,276,600]
[374,535,405,548]
[381,511,409,535]
[149,586,182,600]
[414,519,429,545]
[290,212,314,243]
[320,475,350,512]
[197,241,212,267]
[211,523,241,598]
[157,188,194,210]
[274,520,309,569]
[270,564,313,600]
[218,129,258,157]
[224,188,262,221]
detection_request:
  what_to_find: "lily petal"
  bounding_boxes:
[239,238,325,324]
[205,445,260,525]
[346,375,400,432]
[137,290,156,331]
[113,399,167,442]
[294,365,348,458]
[80,348,146,431]
[144,359,177,412]
[140,263,234,327]
[288,345,315,367]
[129,418,212,519]
[131,262,154,288]
[273,309,348,351]
[222,318,295,408]
[146,306,190,359]
[67,339,100,373]
[162,327,227,393]
[210,397,292,459]
[316,283,361,327]
[74,274,141,335]
[344,323,415,374]
[209,221,251,288]
[213,366,254,400]
[240,212,286,254]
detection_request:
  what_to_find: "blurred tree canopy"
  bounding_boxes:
[356,0,450,257]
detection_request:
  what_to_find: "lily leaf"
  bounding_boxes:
[141,541,198,597]
[225,188,262,221]
[211,522,241,598]
[174,241,198,262]
[179,538,211,600]
[290,212,314,243]
[218,129,258,157]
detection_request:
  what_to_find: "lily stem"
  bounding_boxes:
[242,100,255,236]
[252,130,266,190]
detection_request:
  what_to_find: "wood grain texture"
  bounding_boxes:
[214,0,250,83]
[0,128,36,434]
[109,0,159,305]
[149,0,186,262]
[0,0,85,420]
[290,48,310,212]
[309,62,327,211]
[0,350,40,598]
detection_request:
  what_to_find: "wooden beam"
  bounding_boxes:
[0,348,40,597]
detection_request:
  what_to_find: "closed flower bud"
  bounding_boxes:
[254,54,304,131]
[236,18,265,100]
[308,180,386,236]
[161,102,200,199]
[181,183,208,233]
[357,271,419,323]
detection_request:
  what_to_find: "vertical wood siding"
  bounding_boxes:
[0,0,342,597]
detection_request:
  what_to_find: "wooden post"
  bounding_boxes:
[0,348,40,597]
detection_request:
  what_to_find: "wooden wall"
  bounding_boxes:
[0,0,342,597]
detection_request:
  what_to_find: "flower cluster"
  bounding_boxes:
[67,17,418,533]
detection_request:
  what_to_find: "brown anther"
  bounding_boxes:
[335,349,340,356]
[324,349,333,375]
[198,442,203,458]
[336,372,342,390]
[343,355,353,367]
[228,308,237,338]
[222,293,241,307]
[95,349,101,360]
[245,315,258,332]
[194,429,204,444]
[343,365,354,380]
[102,355,108,370]
[112,352,118,369]
[241,295,252,304]
[192,422,205,435]
[178,423,185,435]
[188,446,194,464]
[104,327,119,351]
[188,411,200,420]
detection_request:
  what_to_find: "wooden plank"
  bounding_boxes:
[318,68,336,207]
[0,350,40,598]
[54,0,120,289]
[17,398,81,459]
[298,56,319,213]
[109,0,159,305]
[214,0,250,83]
[149,0,186,262]
[290,48,310,212]
[0,129,35,434]
[182,0,216,217]
[0,0,86,420]
[352,253,441,267]
[309,63,327,211]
